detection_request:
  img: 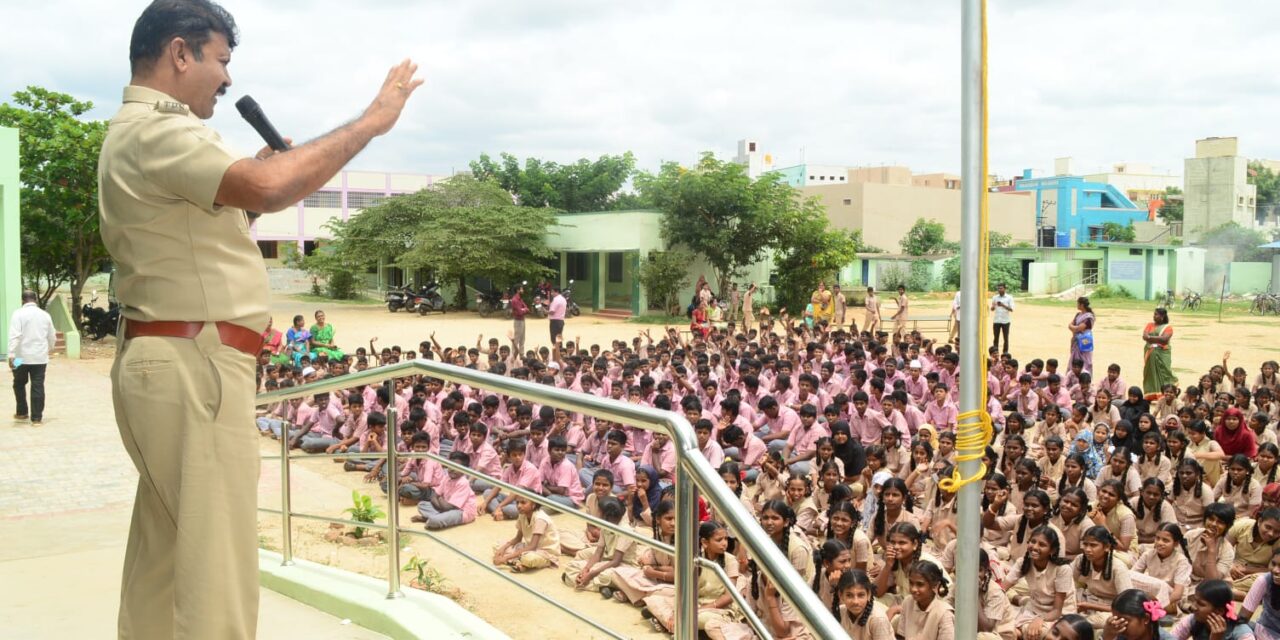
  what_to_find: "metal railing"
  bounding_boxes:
[254,359,844,640]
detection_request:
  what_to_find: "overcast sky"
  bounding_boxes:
[3,0,1276,180]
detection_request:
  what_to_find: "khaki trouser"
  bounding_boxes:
[513,318,526,355]
[112,324,259,639]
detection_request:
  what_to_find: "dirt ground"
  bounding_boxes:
[78,293,1277,639]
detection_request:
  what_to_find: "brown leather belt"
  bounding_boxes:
[124,320,264,357]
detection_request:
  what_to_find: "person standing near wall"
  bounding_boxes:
[728,283,740,323]
[8,290,56,425]
[833,283,847,328]
[548,285,567,344]
[510,283,528,355]
[990,282,1014,354]
[742,283,757,334]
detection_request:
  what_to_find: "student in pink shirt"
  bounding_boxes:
[467,422,503,492]
[524,421,550,470]
[782,404,830,476]
[1013,373,1041,417]
[720,425,768,482]
[541,436,585,510]
[640,431,677,482]
[326,393,368,455]
[483,439,543,520]
[848,391,892,445]
[297,392,345,452]
[598,430,637,505]
[411,451,477,530]
[695,419,726,470]
[392,431,441,505]
[753,396,800,454]
[923,384,959,431]
[344,412,388,474]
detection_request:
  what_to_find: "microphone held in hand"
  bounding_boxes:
[234,95,291,152]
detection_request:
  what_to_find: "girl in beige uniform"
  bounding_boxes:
[1051,487,1097,562]
[835,570,895,640]
[1129,522,1192,612]
[895,560,955,640]
[643,521,743,639]
[609,501,675,605]
[1172,459,1215,529]
[492,497,561,572]
[1000,526,1077,639]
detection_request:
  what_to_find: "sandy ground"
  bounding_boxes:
[51,293,1278,639]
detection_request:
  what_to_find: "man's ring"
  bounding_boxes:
[395,81,404,89]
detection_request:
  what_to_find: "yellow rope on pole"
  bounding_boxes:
[939,0,992,494]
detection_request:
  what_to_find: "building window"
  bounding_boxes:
[303,240,319,256]
[839,176,846,181]
[808,176,814,180]
[1088,226,1104,241]
[1129,248,1142,256]
[749,142,757,152]
[842,198,852,205]
[608,253,624,283]
[302,190,341,208]
[346,192,387,209]
[566,253,590,280]
[1239,196,1245,205]
[257,241,278,259]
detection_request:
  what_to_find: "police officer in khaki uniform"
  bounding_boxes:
[98,2,421,637]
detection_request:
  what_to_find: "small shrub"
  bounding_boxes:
[403,556,448,591]
[1090,283,1134,299]
[343,490,386,539]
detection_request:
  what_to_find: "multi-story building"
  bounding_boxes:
[251,170,445,262]
[1010,170,1149,247]
[732,139,776,180]
[1183,137,1257,241]
[1082,161,1181,209]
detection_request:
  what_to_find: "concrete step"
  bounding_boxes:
[594,309,633,319]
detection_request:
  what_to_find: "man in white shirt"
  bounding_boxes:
[990,282,1014,354]
[547,286,567,344]
[8,291,57,424]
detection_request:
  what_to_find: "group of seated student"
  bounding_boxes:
[253,312,1280,640]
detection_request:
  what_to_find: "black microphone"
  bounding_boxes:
[234,95,290,152]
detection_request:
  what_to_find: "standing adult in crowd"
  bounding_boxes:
[510,283,528,355]
[8,290,56,425]
[548,284,567,344]
[990,282,1014,354]
[1069,296,1096,373]
[864,286,881,335]
[1141,307,1174,396]
[742,282,757,333]
[98,0,422,635]
[892,284,909,337]
[833,283,847,327]
[727,283,740,323]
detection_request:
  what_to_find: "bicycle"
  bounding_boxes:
[1180,290,1202,311]
[1251,292,1280,316]
[1156,289,1174,308]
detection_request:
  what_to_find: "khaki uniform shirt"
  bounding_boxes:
[99,85,269,331]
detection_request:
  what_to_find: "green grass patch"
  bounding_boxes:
[1021,296,1255,315]
[288,293,383,306]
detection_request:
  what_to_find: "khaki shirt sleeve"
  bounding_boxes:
[138,115,239,212]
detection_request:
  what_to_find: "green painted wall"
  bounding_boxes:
[0,127,19,357]
[1229,262,1273,294]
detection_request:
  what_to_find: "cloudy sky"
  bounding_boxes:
[3,0,1276,180]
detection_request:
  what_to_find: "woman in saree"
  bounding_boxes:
[260,317,289,365]
[308,310,344,361]
[1142,307,1174,398]
[1069,296,1096,373]
[284,314,311,366]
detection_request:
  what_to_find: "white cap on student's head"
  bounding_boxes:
[872,471,893,487]
[547,362,561,371]
[301,366,316,377]
[910,360,922,369]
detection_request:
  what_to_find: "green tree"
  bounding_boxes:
[1200,222,1271,262]
[1100,222,1136,243]
[0,87,109,323]
[635,152,797,295]
[941,256,1022,290]
[1249,161,1279,212]
[771,199,859,310]
[899,218,958,255]
[1157,186,1183,223]
[849,229,883,253]
[988,231,1012,248]
[469,152,643,212]
[638,249,692,314]
[324,176,557,308]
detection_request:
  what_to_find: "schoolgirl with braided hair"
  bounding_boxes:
[999,433,1028,481]
[642,520,741,636]
[982,472,1015,549]
[872,477,916,548]
[1131,522,1191,613]
[1051,486,1095,561]
[1105,588,1164,640]
[749,499,814,593]
[1009,457,1043,512]
[1254,442,1280,487]
[1137,430,1172,488]
[873,521,936,607]
[999,525,1074,634]
[976,547,1017,640]
[1075,525,1136,627]
[812,539,851,608]
[1214,453,1261,518]
[1059,452,1099,504]
[922,464,958,551]
[1132,477,1176,546]
[835,569,894,639]
[1172,458,1213,529]
[895,559,954,640]
[826,500,871,572]
[1173,579,1253,640]
[1097,445,1140,499]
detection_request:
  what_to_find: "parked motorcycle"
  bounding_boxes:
[81,291,121,341]
[415,282,447,315]
[385,285,415,312]
[562,279,582,317]
[475,287,504,318]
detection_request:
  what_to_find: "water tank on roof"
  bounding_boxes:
[1055,231,1071,248]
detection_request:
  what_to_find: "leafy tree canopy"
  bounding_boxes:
[899,218,958,255]
[469,151,644,212]
[1199,222,1274,262]
[0,86,109,323]
[1249,161,1279,209]
[772,197,859,310]
[1157,186,1183,223]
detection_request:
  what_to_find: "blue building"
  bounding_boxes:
[1011,170,1147,247]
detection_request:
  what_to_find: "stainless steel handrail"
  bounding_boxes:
[255,358,844,639]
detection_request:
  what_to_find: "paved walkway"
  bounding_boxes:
[1,356,386,639]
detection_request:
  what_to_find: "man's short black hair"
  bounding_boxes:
[130,0,239,74]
